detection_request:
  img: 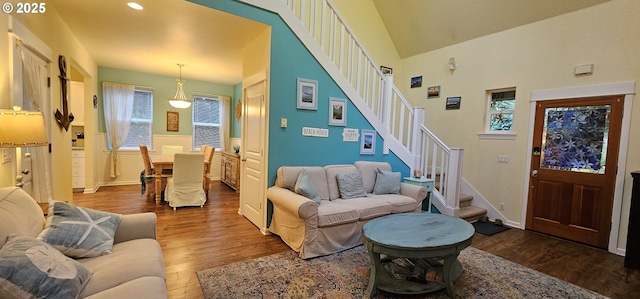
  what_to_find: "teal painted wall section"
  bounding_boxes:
[97,66,234,136]
[191,0,409,186]
[231,82,242,138]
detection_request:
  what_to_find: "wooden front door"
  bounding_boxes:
[526,96,624,248]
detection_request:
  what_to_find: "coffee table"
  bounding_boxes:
[362,213,474,298]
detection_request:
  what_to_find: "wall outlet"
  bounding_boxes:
[499,202,505,211]
[498,155,510,164]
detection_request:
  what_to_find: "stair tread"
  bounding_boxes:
[458,206,487,219]
[459,193,473,202]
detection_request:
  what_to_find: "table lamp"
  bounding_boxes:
[0,107,49,188]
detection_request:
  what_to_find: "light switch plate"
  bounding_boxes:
[280,118,288,128]
[2,148,12,164]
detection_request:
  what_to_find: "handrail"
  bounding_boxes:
[238,0,464,216]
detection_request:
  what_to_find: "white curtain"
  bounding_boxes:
[219,96,231,151]
[21,48,51,202]
[103,82,135,178]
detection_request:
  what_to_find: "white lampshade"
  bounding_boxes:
[168,64,192,109]
[0,109,48,148]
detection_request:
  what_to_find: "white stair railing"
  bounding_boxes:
[238,0,464,215]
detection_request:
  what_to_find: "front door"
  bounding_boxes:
[526,96,624,248]
[240,79,267,231]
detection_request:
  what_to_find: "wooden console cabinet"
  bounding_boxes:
[221,152,240,191]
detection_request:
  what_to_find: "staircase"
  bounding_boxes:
[240,0,487,221]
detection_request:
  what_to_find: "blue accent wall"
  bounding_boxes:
[191,0,409,186]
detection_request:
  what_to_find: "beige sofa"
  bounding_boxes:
[0,187,167,299]
[267,161,427,259]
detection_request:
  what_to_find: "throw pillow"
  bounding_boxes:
[373,168,401,195]
[294,169,322,205]
[38,201,122,258]
[335,171,367,199]
[0,235,92,299]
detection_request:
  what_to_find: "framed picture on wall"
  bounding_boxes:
[297,78,318,110]
[329,98,347,126]
[446,97,462,110]
[360,130,376,155]
[167,111,179,132]
[427,85,441,98]
[411,76,423,88]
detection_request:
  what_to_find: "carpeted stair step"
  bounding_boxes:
[460,206,487,223]
[459,193,473,208]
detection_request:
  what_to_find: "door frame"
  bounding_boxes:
[522,82,634,254]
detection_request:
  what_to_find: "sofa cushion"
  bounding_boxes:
[38,201,122,258]
[369,194,420,213]
[373,168,401,195]
[317,201,359,227]
[0,235,93,299]
[78,238,166,297]
[277,166,330,200]
[294,170,321,204]
[332,198,392,220]
[0,187,46,248]
[325,165,358,200]
[355,161,393,193]
[335,171,367,199]
[82,276,167,299]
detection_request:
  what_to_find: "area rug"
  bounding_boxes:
[197,245,607,299]
[472,221,511,236]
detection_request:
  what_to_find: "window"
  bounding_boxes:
[487,89,516,131]
[193,95,221,150]
[121,89,153,149]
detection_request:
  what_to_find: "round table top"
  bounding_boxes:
[363,213,474,249]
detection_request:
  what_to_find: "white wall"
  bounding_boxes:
[396,0,640,251]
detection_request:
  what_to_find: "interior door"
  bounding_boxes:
[526,96,623,248]
[240,80,267,230]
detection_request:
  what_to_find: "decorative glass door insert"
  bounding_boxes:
[540,105,611,174]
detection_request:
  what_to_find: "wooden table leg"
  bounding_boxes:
[365,241,379,297]
[154,165,164,203]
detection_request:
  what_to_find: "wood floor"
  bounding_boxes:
[72,182,640,299]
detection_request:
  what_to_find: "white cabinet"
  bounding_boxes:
[72,149,85,191]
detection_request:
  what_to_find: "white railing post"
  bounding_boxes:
[381,73,393,155]
[411,109,425,175]
[445,148,464,215]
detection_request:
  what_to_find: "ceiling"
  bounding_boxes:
[49,0,609,85]
[372,0,609,58]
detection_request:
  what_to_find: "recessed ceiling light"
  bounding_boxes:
[127,2,143,10]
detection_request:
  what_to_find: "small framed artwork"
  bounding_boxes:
[446,97,462,110]
[329,98,347,126]
[167,111,179,132]
[427,86,441,98]
[380,66,393,75]
[360,130,376,155]
[297,78,318,110]
[411,76,423,88]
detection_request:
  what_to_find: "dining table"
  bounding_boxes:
[149,154,209,203]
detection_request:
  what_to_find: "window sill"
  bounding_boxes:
[477,132,517,140]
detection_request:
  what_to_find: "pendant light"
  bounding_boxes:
[168,64,192,109]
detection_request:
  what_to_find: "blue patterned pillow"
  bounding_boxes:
[0,235,92,299]
[38,202,122,258]
[336,171,367,199]
[294,169,321,205]
[373,168,401,194]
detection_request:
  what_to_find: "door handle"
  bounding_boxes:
[531,170,538,177]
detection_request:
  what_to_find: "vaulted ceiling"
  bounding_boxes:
[49,0,608,84]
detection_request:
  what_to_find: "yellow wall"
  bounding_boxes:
[397,0,640,250]
[331,0,402,80]
[0,3,98,202]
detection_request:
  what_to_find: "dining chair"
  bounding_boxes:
[139,144,168,200]
[165,153,206,210]
[161,145,183,156]
[202,146,216,190]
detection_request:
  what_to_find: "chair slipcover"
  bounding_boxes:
[165,153,206,210]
